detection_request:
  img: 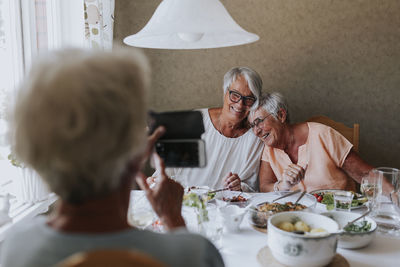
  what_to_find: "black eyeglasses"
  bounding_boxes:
[250,114,273,129]
[228,90,256,107]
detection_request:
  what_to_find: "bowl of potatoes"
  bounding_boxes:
[268,211,339,267]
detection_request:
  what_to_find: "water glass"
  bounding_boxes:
[127,191,156,229]
[334,191,354,211]
[361,172,383,212]
[373,202,400,236]
[200,204,223,248]
[370,167,400,235]
[373,167,400,204]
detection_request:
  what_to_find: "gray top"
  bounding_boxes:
[0,216,224,267]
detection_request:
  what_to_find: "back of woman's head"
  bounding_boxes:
[12,48,150,204]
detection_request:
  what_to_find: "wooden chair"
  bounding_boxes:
[57,250,166,267]
[306,115,359,152]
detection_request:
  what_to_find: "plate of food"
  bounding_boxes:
[214,190,251,207]
[247,191,316,231]
[310,189,368,210]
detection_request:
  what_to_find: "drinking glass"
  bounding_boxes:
[373,202,400,236]
[127,191,156,229]
[373,167,400,204]
[360,172,383,213]
[334,191,354,211]
[370,167,400,235]
[200,204,223,248]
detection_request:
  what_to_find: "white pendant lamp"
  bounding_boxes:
[123,0,259,49]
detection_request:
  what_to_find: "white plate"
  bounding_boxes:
[310,189,368,210]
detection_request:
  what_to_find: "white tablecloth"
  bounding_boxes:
[220,216,400,267]
[130,190,400,267]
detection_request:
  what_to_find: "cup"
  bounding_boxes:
[219,205,246,232]
[334,191,354,211]
[127,191,156,229]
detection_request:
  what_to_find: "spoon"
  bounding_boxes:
[272,189,301,202]
[342,210,371,230]
[294,191,307,205]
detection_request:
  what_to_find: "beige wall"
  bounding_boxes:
[115,0,400,168]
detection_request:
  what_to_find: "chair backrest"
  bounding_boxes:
[57,249,166,267]
[306,115,359,152]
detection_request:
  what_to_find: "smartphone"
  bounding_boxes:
[155,139,206,168]
[148,110,207,168]
[148,110,204,139]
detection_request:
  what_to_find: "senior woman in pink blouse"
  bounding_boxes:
[249,92,392,193]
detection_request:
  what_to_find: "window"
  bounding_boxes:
[0,0,85,206]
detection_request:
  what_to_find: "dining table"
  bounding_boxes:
[130,190,400,267]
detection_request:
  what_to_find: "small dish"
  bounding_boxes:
[215,190,251,208]
[321,211,377,249]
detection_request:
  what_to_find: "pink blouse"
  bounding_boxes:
[261,122,356,192]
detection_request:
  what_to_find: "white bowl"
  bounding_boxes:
[248,191,317,229]
[219,205,246,232]
[215,190,251,208]
[268,211,339,267]
[321,211,377,249]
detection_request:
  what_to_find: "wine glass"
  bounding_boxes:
[360,172,382,213]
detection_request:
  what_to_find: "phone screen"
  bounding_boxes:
[155,140,201,167]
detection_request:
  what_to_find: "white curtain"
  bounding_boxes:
[84,0,114,50]
[0,0,4,47]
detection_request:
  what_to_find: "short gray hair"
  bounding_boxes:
[223,67,262,99]
[251,92,290,123]
[11,48,150,204]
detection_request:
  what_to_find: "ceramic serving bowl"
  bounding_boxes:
[321,211,377,249]
[248,191,317,229]
[268,211,339,267]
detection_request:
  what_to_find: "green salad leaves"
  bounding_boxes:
[344,220,372,233]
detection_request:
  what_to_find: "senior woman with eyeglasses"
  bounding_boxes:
[164,67,264,192]
[248,92,390,193]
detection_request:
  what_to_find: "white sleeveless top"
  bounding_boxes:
[167,109,264,191]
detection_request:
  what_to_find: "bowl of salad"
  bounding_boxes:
[321,211,377,249]
[311,189,368,210]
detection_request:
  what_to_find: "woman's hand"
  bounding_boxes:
[136,153,185,230]
[224,172,242,191]
[139,126,166,169]
[280,164,307,190]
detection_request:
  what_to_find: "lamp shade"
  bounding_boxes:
[123,0,259,49]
